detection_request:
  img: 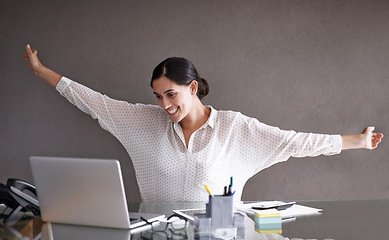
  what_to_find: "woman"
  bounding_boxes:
[23,44,383,202]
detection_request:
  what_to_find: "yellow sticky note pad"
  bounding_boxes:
[254,209,281,218]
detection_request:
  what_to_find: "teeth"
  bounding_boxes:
[167,108,178,114]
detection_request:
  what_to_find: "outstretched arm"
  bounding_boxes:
[22,44,62,88]
[342,126,383,150]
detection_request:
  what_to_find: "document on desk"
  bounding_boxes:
[235,201,322,220]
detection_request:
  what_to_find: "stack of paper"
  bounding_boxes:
[254,209,282,234]
[235,201,322,220]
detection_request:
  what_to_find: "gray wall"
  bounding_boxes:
[1,0,388,203]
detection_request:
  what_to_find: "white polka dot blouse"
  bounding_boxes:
[56,77,342,202]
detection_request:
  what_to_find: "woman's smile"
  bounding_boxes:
[167,107,179,115]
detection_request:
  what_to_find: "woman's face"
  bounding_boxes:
[152,76,197,123]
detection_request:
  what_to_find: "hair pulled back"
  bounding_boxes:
[151,57,209,100]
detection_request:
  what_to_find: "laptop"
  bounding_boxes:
[29,156,164,231]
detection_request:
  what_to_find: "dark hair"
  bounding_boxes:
[150,57,209,100]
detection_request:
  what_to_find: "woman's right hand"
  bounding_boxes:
[22,44,62,87]
[23,44,44,76]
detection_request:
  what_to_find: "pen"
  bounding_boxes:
[205,184,213,196]
[228,176,234,196]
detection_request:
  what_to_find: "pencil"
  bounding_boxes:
[204,184,213,196]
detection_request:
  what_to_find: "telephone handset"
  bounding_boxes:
[0,178,40,224]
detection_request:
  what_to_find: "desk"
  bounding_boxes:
[1,199,389,239]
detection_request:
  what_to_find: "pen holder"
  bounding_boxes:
[195,194,245,229]
[206,195,234,227]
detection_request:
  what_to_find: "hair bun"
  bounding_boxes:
[197,77,209,100]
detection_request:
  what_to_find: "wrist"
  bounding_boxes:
[341,134,365,150]
[32,64,45,77]
[357,134,366,149]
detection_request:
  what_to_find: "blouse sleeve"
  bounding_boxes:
[55,76,136,138]
[236,114,343,174]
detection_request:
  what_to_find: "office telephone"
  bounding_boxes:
[0,178,40,224]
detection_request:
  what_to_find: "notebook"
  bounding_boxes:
[29,156,164,231]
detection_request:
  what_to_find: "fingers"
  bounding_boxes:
[23,44,41,69]
[371,132,383,149]
[22,53,31,60]
[22,51,31,68]
[372,139,380,149]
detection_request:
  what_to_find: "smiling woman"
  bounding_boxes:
[22,44,383,202]
[151,57,212,146]
[152,75,211,146]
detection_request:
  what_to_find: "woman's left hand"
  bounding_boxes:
[362,126,383,149]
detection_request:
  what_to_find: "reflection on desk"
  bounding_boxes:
[1,199,389,240]
[41,223,131,240]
